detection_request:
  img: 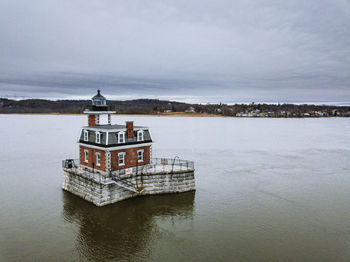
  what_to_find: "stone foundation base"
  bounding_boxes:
[62,171,195,206]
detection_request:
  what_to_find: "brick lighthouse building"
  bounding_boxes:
[79,90,152,174]
[62,90,195,206]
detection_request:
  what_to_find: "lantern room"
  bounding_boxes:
[84,90,116,126]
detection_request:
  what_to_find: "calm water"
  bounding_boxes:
[1,115,350,262]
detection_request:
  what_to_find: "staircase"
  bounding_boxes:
[111,175,145,193]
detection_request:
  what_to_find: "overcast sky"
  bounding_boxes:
[0,0,350,103]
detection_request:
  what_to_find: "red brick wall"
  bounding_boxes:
[80,145,106,171]
[88,115,95,127]
[110,145,150,170]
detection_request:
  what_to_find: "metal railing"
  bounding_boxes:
[62,156,194,180]
[149,157,194,173]
[62,159,109,183]
[62,159,78,169]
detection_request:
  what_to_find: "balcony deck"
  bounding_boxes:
[62,157,194,191]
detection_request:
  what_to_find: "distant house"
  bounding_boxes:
[185,107,195,113]
[236,112,248,117]
[314,111,326,117]
[343,111,350,117]
[332,109,340,116]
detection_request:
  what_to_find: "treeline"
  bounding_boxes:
[0,98,349,117]
[0,98,189,114]
[193,103,350,117]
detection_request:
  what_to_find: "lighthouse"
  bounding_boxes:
[62,90,195,206]
[79,90,152,173]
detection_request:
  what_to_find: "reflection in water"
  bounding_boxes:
[62,191,195,261]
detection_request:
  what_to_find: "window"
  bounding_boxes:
[118,132,125,143]
[137,150,144,163]
[96,132,101,143]
[118,152,125,166]
[137,130,144,141]
[96,152,101,166]
[84,130,88,141]
[84,150,89,163]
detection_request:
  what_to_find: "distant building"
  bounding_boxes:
[185,106,195,113]
[343,111,350,117]
[332,109,340,116]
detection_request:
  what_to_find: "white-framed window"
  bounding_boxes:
[118,152,125,166]
[137,149,144,162]
[137,130,144,141]
[96,152,101,166]
[118,132,125,143]
[84,150,89,163]
[84,130,88,141]
[96,132,101,143]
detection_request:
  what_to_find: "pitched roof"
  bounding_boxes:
[92,90,106,100]
[79,127,152,147]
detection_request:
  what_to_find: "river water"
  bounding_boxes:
[0,115,350,262]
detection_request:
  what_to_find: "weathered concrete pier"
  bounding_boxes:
[62,158,195,206]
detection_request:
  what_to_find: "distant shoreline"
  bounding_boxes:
[0,112,222,117]
[1,97,349,117]
[1,112,348,118]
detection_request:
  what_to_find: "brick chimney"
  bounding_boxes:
[126,121,134,139]
[88,114,95,127]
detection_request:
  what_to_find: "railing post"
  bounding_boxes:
[171,156,179,173]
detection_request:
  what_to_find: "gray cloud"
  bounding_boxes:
[0,0,349,103]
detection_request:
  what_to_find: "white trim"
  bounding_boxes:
[78,142,152,151]
[137,130,144,141]
[108,114,111,125]
[118,152,125,166]
[85,127,126,132]
[83,130,89,141]
[96,152,101,166]
[84,150,89,163]
[118,131,125,143]
[148,128,153,142]
[95,131,101,143]
[83,110,116,114]
[106,150,111,171]
[137,149,144,162]
[82,127,149,132]
[106,131,109,145]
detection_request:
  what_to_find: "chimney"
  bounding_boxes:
[88,114,95,127]
[126,121,134,139]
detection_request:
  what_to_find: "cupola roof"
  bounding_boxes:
[91,90,107,108]
[92,90,106,100]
